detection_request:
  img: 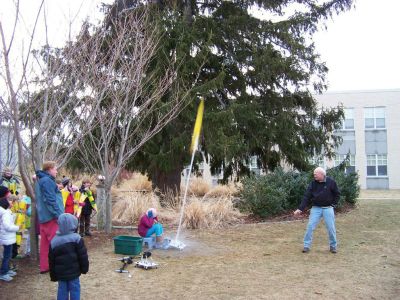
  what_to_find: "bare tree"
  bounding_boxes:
[0,0,45,260]
[0,123,18,170]
[0,0,95,259]
[67,9,201,232]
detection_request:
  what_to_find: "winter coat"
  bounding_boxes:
[76,187,97,217]
[138,214,158,237]
[298,176,341,211]
[61,189,80,215]
[35,170,64,223]
[49,213,89,282]
[0,207,19,246]
[0,176,20,195]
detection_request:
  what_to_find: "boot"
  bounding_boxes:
[155,236,163,249]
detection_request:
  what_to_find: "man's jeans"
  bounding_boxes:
[1,244,12,275]
[57,277,80,300]
[304,206,337,249]
[145,223,163,237]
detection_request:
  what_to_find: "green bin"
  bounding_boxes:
[113,235,143,255]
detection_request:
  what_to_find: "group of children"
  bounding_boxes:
[0,166,94,299]
[1,166,172,299]
[0,168,31,283]
[58,177,97,237]
[0,186,20,282]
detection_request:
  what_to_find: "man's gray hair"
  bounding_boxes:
[314,167,326,176]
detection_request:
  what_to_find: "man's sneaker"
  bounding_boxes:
[85,232,92,236]
[302,247,310,253]
[0,274,13,281]
[7,270,17,277]
[330,247,337,254]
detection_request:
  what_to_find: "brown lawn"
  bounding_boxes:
[1,198,400,300]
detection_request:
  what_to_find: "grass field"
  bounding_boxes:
[1,198,399,299]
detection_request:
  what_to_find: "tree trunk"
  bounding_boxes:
[184,0,193,25]
[151,166,182,206]
[1,22,39,260]
[105,187,112,233]
[96,183,106,231]
[96,183,113,233]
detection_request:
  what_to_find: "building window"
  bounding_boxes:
[245,156,260,175]
[310,156,325,169]
[364,107,385,129]
[249,156,258,169]
[334,154,356,173]
[367,154,387,176]
[342,108,354,130]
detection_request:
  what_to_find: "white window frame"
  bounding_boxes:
[310,156,326,169]
[341,108,355,130]
[334,154,356,173]
[366,154,388,177]
[364,107,386,130]
[249,156,258,170]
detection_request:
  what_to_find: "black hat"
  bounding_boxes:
[0,186,10,199]
[0,198,9,209]
[61,177,70,187]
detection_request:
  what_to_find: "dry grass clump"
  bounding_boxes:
[117,172,152,191]
[187,177,211,197]
[112,192,158,225]
[184,198,207,229]
[184,196,242,229]
[159,188,181,209]
[205,183,240,198]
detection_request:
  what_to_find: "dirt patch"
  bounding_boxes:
[1,199,399,299]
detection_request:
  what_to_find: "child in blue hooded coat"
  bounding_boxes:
[49,213,89,300]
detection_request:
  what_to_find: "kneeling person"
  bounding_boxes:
[138,208,167,248]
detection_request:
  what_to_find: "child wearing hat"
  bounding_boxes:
[138,208,169,248]
[60,178,80,216]
[0,187,19,282]
[0,167,20,195]
[77,178,97,237]
[49,213,89,299]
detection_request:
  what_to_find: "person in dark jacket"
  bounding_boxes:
[294,167,340,254]
[35,161,64,273]
[49,213,89,300]
[77,178,97,237]
[0,167,20,195]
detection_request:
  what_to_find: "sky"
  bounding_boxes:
[313,0,400,91]
[1,0,399,92]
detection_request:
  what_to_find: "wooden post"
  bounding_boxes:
[96,183,106,231]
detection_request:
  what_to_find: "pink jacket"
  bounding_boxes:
[138,214,158,237]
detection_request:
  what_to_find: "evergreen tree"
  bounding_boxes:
[123,0,353,199]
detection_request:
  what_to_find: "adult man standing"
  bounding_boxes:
[0,167,20,195]
[35,161,64,273]
[294,167,340,254]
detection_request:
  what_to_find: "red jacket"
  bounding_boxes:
[138,214,158,237]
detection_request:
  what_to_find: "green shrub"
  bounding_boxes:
[327,167,360,207]
[240,164,360,218]
[240,174,288,218]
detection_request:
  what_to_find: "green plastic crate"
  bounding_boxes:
[113,236,143,255]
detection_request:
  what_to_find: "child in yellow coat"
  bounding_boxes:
[10,195,26,258]
[77,178,97,237]
[60,178,80,216]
